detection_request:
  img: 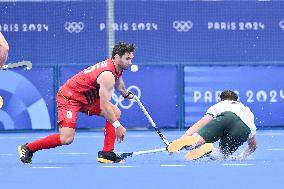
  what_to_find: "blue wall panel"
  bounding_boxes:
[184,66,284,127]
[1,2,284,64]
[59,65,178,129]
[0,68,55,130]
[114,2,284,63]
[0,2,107,65]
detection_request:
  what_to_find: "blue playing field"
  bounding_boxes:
[0,130,283,189]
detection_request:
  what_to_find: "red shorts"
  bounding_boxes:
[56,92,101,129]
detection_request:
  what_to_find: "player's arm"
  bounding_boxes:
[0,32,9,67]
[114,76,133,99]
[97,71,126,143]
[181,114,213,138]
[97,71,118,123]
[247,134,257,153]
[233,135,257,160]
[182,103,219,138]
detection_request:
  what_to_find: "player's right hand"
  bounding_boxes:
[115,126,126,143]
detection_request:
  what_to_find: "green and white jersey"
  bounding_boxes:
[206,100,256,138]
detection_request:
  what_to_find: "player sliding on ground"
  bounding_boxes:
[18,42,136,164]
[167,90,257,160]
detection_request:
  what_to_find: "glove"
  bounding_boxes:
[123,91,134,100]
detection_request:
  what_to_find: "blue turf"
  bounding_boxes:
[0,130,283,189]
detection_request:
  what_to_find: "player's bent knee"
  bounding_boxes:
[60,135,74,145]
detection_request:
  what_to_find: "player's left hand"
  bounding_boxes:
[115,126,126,143]
[123,91,134,100]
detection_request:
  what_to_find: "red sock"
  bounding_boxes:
[102,120,116,152]
[27,134,62,152]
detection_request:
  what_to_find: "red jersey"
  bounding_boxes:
[60,59,122,105]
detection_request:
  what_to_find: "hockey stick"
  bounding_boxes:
[133,95,170,146]
[120,145,204,159]
[120,147,167,159]
[1,61,32,70]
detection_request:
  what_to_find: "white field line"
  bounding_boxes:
[32,166,63,169]
[265,148,284,151]
[160,164,186,167]
[222,163,254,166]
[0,153,16,156]
[55,152,89,155]
[100,165,137,168]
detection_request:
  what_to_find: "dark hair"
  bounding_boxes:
[111,42,135,58]
[220,90,238,101]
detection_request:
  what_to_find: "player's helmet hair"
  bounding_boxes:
[112,42,135,58]
[220,90,238,101]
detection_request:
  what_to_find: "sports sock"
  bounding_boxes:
[102,120,116,152]
[26,134,62,152]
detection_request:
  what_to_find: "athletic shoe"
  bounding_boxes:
[97,151,125,163]
[167,135,199,153]
[18,144,33,164]
[185,143,214,160]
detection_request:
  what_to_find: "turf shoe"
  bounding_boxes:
[97,151,125,163]
[167,135,199,153]
[185,143,214,160]
[18,144,33,164]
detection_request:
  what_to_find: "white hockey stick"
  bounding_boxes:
[120,147,167,159]
[133,95,170,146]
[1,61,32,70]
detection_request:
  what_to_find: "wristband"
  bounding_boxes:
[112,120,122,128]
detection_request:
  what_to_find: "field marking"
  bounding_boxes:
[100,165,137,168]
[55,152,89,155]
[265,148,284,151]
[160,164,186,167]
[222,163,254,166]
[32,166,63,169]
[0,153,16,156]
[257,133,284,136]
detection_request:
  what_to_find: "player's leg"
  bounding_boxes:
[18,94,80,164]
[167,115,225,153]
[98,104,124,163]
[183,119,224,160]
[219,113,251,156]
[82,101,124,163]
[185,143,214,160]
[102,104,121,151]
[167,134,203,153]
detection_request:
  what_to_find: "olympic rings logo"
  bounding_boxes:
[279,21,284,30]
[112,85,141,109]
[64,22,84,33]
[173,21,193,32]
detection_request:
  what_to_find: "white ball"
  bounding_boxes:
[130,65,139,72]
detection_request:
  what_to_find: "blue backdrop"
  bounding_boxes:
[184,66,284,127]
[1,1,284,130]
[59,65,178,129]
[0,2,107,65]
[114,1,284,63]
[0,68,54,130]
[1,1,284,64]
